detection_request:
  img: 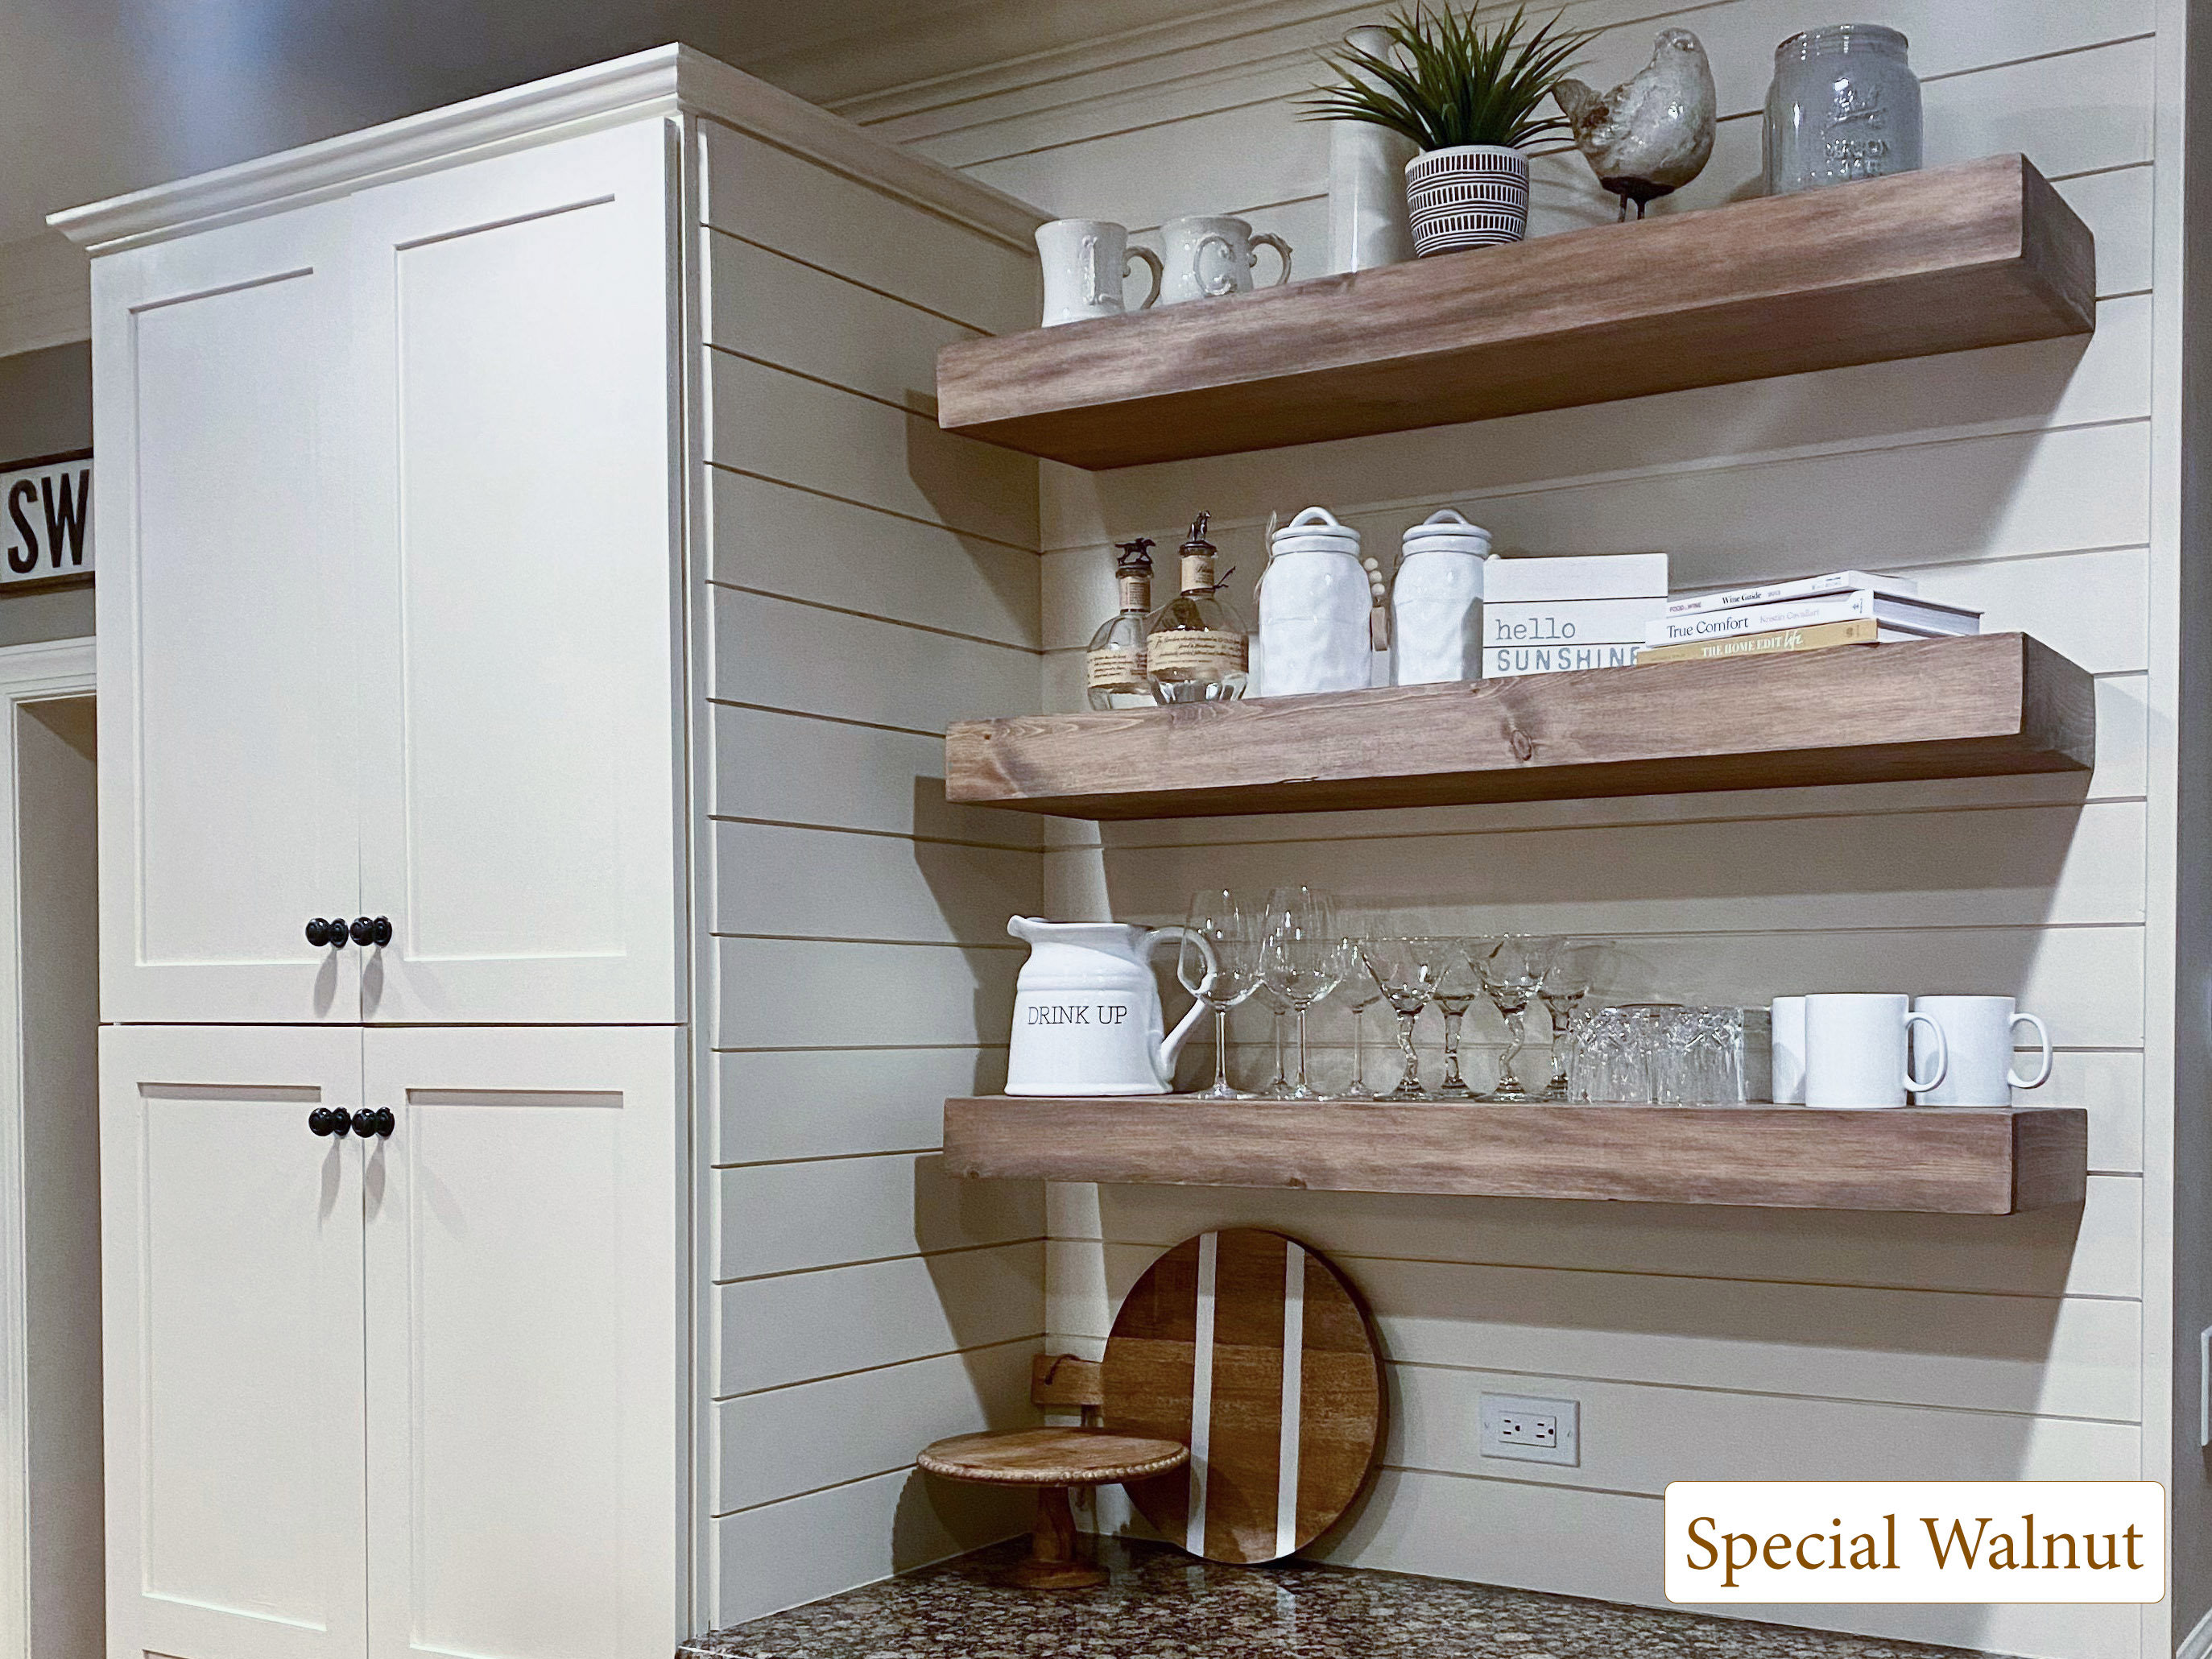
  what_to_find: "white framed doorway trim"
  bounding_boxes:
[0,636,94,1659]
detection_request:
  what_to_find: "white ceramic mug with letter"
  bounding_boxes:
[1035,219,1164,326]
[1160,215,1293,304]
[1911,995,2052,1106]
[1804,993,1946,1107]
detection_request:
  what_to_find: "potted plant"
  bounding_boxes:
[1305,4,1599,258]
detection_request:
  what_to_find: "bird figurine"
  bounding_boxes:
[1553,28,1717,221]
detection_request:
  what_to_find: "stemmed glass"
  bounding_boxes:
[1359,937,1449,1100]
[1537,941,1608,1101]
[1430,940,1483,1098]
[1477,936,1558,1103]
[1259,887,1342,1100]
[1180,891,1261,1101]
[1251,982,1294,1098]
[1334,937,1382,1100]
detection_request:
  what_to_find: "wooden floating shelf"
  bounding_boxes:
[944,1096,2087,1215]
[936,154,2094,469]
[946,633,2094,821]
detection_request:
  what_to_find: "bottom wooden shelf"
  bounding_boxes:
[943,1096,2086,1215]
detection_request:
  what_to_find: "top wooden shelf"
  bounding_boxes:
[935,154,2094,470]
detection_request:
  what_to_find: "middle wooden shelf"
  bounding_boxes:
[946,631,2094,821]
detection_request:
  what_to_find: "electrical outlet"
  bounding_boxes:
[1479,1392,1579,1467]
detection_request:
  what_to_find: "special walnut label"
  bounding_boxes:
[1085,648,1147,689]
[1148,630,1247,676]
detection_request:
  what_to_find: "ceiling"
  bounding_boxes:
[0,0,991,245]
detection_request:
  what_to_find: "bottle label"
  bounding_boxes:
[1085,648,1147,690]
[1180,553,1217,594]
[1116,575,1151,610]
[1149,630,1247,676]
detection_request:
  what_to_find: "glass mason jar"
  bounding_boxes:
[1763,24,1922,196]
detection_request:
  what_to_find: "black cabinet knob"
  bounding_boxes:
[371,916,393,947]
[349,916,391,948]
[352,1107,395,1139]
[305,918,333,946]
[308,1107,353,1137]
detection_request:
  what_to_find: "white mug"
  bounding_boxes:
[1035,219,1163,327]
[1911,995,2052,1107]
[1804,993,1946,1107]
[1160,215,1293,304]
[1769,996,1806,1104]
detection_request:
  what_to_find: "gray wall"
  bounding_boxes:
[0,342,93,646]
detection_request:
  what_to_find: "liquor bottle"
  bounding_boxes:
[1085,538,1158,711]
[1147,514,1248,703]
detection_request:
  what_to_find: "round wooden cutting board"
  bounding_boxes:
[1102,1228,1384,1564]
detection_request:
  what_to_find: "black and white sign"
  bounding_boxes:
[0,456,92,587]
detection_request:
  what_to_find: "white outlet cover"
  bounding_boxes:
[1480,1392,1580,1467]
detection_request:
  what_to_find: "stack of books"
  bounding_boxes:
[1638,571,1979,664]
[1481,553,1668,677]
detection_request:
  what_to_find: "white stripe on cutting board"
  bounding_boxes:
[1185,1230,1218,1556]
[1275,1239,1306,1559]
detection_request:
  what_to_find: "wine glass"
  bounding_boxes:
[1180,891,1262,1101]
[1250,980,1294,1098]
[1259,887,1342,1099]
[1477,936,1558,1103]
[1537,940,1610,1100]
[1430,940,1484,1098]
[1359,937,1449,1100]
[1333,937,1382,1100]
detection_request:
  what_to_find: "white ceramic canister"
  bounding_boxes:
[1257,507,1373,697]
[1392,509,1491,683]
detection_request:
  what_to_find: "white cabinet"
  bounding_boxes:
[92,205,363,1026]
[349,125,683,1028]
[362,1028,681,1659]
[101,1024,680,1659]
[93,124,683,1028]
[99,1025,369,1659]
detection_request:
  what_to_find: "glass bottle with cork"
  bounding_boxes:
[1084,537,1159,711]
[1146,514,1248,703]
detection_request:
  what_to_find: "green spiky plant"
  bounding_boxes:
[1302,4,1601,152]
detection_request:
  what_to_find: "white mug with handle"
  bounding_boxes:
[1035,218,1164,326]
[1803,993,1946,1107]
[1160,215,1293,304]
[1911,995,2052,1106]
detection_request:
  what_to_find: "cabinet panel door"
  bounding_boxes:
[350,120,684,1025]
[362,1026,682,1659]
[101,1024,367,1659]
[93,207,362,1024]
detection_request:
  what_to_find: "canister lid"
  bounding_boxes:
[1400,507,1492,556]
[1270,506,1362,558]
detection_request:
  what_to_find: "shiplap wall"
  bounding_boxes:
[693,120,1048,1625]
[826,0,2183,1653]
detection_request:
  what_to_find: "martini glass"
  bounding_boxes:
[1477,936,1558,1103]
[1359,937,1449,1100]
[1537,940,1609,1100]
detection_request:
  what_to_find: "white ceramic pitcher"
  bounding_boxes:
[1005,917,1215,1095]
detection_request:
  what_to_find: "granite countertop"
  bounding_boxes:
[680,1538,2013,1659]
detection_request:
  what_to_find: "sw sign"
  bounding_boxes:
[0,456,92,586]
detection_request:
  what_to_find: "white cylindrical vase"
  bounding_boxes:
[1326,27,1418,274]
[1405,145,1530,256]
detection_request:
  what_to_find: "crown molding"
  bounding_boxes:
[48,43,1043,258]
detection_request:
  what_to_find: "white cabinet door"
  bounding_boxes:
[362,1026,682,1659]
[101,1024,368,1659]
[94,205,364,1024]
[349,121,685,1026]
